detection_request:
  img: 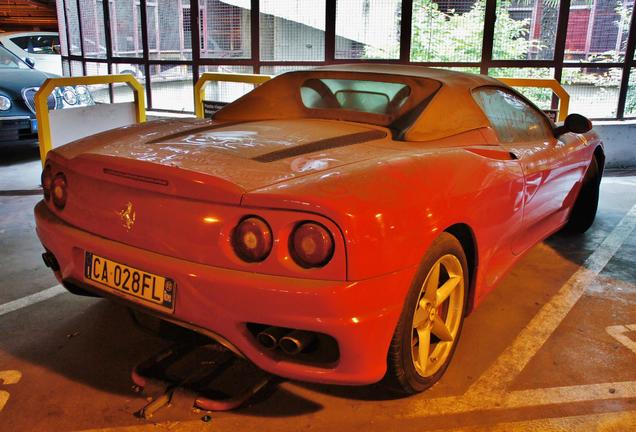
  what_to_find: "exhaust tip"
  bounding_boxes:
[42,251,60,271]
[279,330,317,355]
[256,326,289,350]
[279,336,303,355]
[257,332,278,350]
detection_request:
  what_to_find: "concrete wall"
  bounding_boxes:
[594,121,636,168]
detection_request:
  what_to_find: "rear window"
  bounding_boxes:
[300,78,411,116]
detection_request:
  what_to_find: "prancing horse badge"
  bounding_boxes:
[119,202,136,230]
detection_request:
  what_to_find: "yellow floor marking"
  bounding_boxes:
[606,324,636,355]
[0,370,22,412]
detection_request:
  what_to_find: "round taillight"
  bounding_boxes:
[41,164,52,200]
[232,216,273,262]
[51,173,67,209]
[290,222,334,268]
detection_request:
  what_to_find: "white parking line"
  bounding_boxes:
[0,284,66,317]
[398,204,636,417]
[467,204,636,395]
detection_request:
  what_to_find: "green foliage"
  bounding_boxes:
[408,0,551,106]
[409,0,533,63]
[626,76,636,116]
[409,0,485,62]
[368,0,634,115]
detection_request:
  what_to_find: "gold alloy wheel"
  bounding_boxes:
[411,254,465,377]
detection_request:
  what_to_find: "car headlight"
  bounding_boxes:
[62,87,78,105]
[0,95,11,111]
[74,85,92,104]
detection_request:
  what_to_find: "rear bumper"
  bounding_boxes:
[0,116,37,144]
[34,201,416,385]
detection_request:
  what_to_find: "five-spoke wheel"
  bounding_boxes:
[384,232,468,394]
[411,254,464,378]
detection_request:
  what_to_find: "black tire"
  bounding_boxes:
[563,156,601,234]
[383,232,469,394]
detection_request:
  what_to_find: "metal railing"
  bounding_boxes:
[34,74,146,165]
[497,77,570,122]
[193,72,273,118]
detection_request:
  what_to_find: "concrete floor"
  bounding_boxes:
[1,143,635,432]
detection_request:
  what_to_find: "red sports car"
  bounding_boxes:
[35,65,603,394]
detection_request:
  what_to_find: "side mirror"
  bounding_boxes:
[554,113,592,137]
[24,57,35,68]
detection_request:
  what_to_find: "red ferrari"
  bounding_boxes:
[35,65,603,394]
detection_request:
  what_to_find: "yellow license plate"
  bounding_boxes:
[84,252,175,311]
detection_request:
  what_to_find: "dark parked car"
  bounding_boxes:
[0,45,93,145]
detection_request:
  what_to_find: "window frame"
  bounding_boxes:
[53,0,636,119]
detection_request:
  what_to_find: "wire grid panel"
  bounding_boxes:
[147,0,193,60]
[335,0,402,59]
[259,0,326,61]
[109,0,144,58]
[80,0,107,59]
[562,66,623,118]
[199,0,252,59]
[564,0,632,62]
[493,0,561,61]
[200,65,255,103]
[410,0,486,62]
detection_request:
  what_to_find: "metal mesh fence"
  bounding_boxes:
[259,0,325,61]
[65,0,82,56]
[55,0,636,118]
[411,0,485,62]
[565,0,633,62]
[80,0,107,59]
[493,0,561,61]
[147,0,193,61]
[626,68,636,117]
[199,0,252,59]
[109,0,144,58]
[149,64,194,111]
[488,67,555,109]
[335,0,401,59]
[201,65,255,103]
[112,63,147,105]
[562,66,623,117]
[55,0,69,57]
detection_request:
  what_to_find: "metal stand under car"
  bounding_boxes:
[128,311,273,418]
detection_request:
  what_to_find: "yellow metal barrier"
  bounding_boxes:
[497,77,570,122]
[35,74,146,166]
[194,72,273,118]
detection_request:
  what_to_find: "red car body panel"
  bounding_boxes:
[34,66,603,385]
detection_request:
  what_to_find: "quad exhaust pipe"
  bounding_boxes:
[256,327,317,355]
[256,327,289,350]
[279,330,316,355]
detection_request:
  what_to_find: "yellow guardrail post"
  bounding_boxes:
[194,72,273,118]
[35,74,146,166]
[497,77,570,122]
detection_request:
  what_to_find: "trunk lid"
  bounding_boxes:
[55,118,389,195]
